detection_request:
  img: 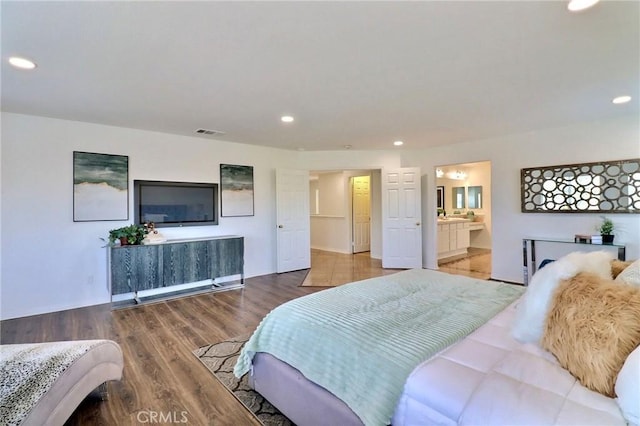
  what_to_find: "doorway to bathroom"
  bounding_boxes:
[434,161,492,279]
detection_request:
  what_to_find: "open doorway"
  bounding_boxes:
[303,170,389,286]
[308,170,377,256]
[277,167,423,283]
[434,161,493,280]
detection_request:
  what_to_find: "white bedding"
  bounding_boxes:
[392,300,626,425]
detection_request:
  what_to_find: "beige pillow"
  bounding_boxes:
[615,259,640,287]
[542,272,640,397]
[611,259,633,279]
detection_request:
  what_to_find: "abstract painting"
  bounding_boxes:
[220,164,254,217]
[73,151,128,221]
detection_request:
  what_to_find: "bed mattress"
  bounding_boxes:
[392,301,626,425]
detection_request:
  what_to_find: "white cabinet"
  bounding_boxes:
[449,225,458,249]
[437,220,470,259]
[456,223,470,249]
[438,224,450,253]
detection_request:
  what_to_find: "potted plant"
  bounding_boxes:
[107,224,149,246]
[598,217,614,244]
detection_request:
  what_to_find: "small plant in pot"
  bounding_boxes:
[598,217,615,244]
[107,224,149,246]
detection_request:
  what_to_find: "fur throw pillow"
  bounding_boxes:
[542,272,640,397]
[512,251,615,344]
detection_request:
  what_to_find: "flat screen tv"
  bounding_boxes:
[133,180,219,227]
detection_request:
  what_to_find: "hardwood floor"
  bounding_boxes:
[0,252,491,425]
[0,270,321,426]
[438,248,492,280]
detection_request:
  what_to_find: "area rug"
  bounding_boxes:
[193,336,293,426]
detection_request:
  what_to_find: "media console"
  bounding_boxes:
[109,235,244,306]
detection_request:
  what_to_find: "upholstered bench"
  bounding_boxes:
[0,340,123,426]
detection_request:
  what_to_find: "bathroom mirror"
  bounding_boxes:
[452,187,465,209]
[468,186,483,209]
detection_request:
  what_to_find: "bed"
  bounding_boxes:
[234,258,639,426]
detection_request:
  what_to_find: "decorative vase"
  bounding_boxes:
[602,234,614,244]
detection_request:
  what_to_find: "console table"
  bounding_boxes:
[522,238,626,285]
[109,235,244,306]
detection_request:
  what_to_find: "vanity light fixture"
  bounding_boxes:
[281,115,294,123]
[612,96,631,104]
[567,0,599,12]
[445,170,467,180]
[8,56,37,70]
[436,169,444,178]
[393,140,404,146]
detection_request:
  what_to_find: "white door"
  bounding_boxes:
[352,176,371,253]
[381,167,422,268]
[276,169,311,273]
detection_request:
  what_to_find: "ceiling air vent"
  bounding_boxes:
[195,128,225,137]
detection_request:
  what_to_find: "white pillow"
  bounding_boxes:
[511,251,615,344]
[615,259,640,288]
[615,344,640,426]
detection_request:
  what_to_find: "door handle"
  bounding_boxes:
[278,225,284,228]
[416,222,421,226]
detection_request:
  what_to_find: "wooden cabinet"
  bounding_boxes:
[110,236,244,302]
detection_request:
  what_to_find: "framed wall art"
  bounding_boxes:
[437,186,445,209]
[220,164,254,217]
[521,158,640,213]
[73,151,129,221]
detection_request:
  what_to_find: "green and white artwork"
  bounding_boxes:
[220,164,254,217]
[73,151,128,221]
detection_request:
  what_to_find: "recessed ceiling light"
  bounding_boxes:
[281,115,294,123]
[393,140,404,146]
[567,0,599,12]
[8,56,37,70]
[612,95,632,104]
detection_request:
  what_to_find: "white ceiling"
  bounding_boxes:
[2,1,638,151]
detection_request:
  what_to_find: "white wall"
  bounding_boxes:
[3,112,638,319]
[310,217,350,253]
[405,114,640,283]
[0,112,297,320]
